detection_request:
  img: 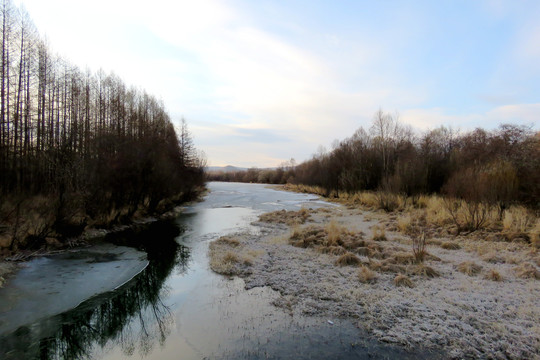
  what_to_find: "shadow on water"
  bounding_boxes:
[0,220,189,360]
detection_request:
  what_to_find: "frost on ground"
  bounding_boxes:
[209,207,540,359]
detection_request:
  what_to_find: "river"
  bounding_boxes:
[0,182,426,359]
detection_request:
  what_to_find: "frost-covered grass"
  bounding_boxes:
[225,205,540,359]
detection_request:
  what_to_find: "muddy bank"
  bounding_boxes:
[210,206,540,359]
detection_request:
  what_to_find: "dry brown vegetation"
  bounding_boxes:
[485,269,503,282]
[209,235,256,276]
[441,241,461,250]
[358,266,377,283]
[394,273,414,288]
[258,208,311,225]
[457,261,483,276]
[335,252,363,266]
[515,263,540,280]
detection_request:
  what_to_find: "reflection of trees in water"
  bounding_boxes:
[1,220,190,360]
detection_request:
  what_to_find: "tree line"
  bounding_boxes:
[210,110,539,210]
[0,0,204,247]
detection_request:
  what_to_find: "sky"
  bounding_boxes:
[14,0,540,167]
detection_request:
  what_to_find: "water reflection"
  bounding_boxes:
[0,220,188,360]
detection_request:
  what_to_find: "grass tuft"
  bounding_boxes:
[259,208,311,225]
[358,266,377,283]
[371,225,387,241]
[214,236,240,247]
[515,263,540,280]
[411,264,440,278]
[335,252,363,266]
[457,261,483,276]
[394,273,414,288]
[485,269,503,281]
[441,241,461,250]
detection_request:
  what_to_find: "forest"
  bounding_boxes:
[0,0,204,251]
[208,109,540,212]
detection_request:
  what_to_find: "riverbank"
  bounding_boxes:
[0,187,205,289]
[209,204,540,359]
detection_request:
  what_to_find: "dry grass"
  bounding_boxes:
[397,215,412,234]
[358,266,377,283]
[412,232,427,263]
[457,261,483,276]
[259,208,311,225]
[335,252,363,266]
[390,251,416,265]
[502,206,534,236]
[351,192,379,209]
[425,196,453,227]
[209,236,253,276]
[482,252,506,264]
[441,241,461,250]
[531,220,540,249]
[289,222,365,254]
[371,225,387,241]
[410,264,440,278]
[485,269,503,281]
[393,273,414,288]
[214,236,240,247]
[515,263,540,280]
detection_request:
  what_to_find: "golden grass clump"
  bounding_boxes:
[371,225,387,241]
[397,215,412,234]
[351,191,379,209]
[530,220,540,249]
[502,206,534,235]
[485,269,503,281]
[335,252,363,266]
[394,273,414,288]
[425,196,452,227]
[380,262,407,274]
[412,232,427,263]
[259,208,311,225]
[214,236,240,247]
[318,245,347,256]
[390,251,416,265]
[289,225,326,248]
[441,241,461,250]
[358,266,377,283]
[457,261,483,276]
[411,264,440,278]
[482,252,505,264]
[515,263,540,280]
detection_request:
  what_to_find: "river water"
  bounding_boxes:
[0,182,429,359]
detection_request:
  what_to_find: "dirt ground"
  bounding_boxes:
[209,205,540,360]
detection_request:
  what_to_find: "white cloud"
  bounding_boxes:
[401,104,539,132]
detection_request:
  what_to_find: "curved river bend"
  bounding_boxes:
[0,182,430,359]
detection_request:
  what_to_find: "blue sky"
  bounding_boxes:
[16,0,540,167]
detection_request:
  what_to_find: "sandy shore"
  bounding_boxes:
[209,205,540,359]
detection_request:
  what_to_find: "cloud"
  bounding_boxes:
[401,103,540,132]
